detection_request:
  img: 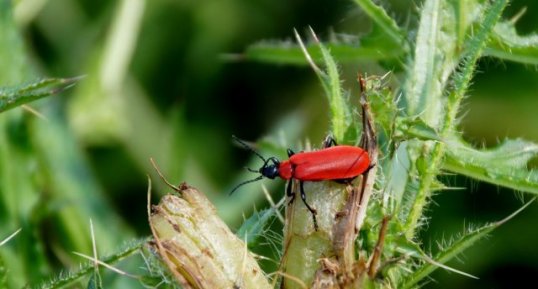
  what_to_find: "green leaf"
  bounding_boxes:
[400,0,457,228]
[0,77,81,113]
[452,0,507,97]
[400,199,535,289]
[353,0,405,47]
[242,40,402,66]
[405,0,446,127]
[384,142,414,216]
[236,208,276,248]
[365,74,398,137]
[241,0,406,67]
[401,0,509,239]
[393,236,477,286]
[395,117,441,142]
[36,238,146,289]
[444,0,508,133]
[485,20,538,65]
[404,0,459,128]
[294,29,353,143]
[444,138,538,195]
[86,273,103,289]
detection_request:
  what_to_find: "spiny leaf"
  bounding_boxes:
[452,0,508,98]
[444,0,509,133]
[242,40,402,66]
[395,117,441,142]
[400,199,534,289]
[86,273,103,289]
[138,247,182,289]
[365,73,398,137]
[353,0,405,47]
[243,0,406,67]
[401,0,509,239]
[444,138,538,194]
[0,77,81,113]
[384,142,414,215]
[394,236,478,285]
[36,238,146,289]
[236,208,275,248]
[486,20,538,64]
[294,28,352,143]
[404,0,459,128]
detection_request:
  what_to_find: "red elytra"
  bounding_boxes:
[231,136,371,231]
[277,145,370,181]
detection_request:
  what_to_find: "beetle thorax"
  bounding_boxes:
[278,160,292,180]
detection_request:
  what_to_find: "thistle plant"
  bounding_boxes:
[150,0,538,288]
[1,0,538,288]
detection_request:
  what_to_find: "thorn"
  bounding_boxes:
[0,228,22,247]
[293,28,322,75]
[261,184,285,224]
[21,105,49,121]
[72,251,139,279]
[149,158,180,192]
[421,253,479,280]
[90,219,98,268]
[509,7,527,24]
[307,26,320,43]
[495,197,535,227]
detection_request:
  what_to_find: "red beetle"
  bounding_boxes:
[231,135,371,230]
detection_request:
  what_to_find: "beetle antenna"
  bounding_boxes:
[232,135,267,162]
[246,167,259,173]
[229,175,264,195]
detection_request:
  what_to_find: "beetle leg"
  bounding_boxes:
[287,178,296,204]
[287,148,295,157]
[322,135,338,148]
[299,181,319,231]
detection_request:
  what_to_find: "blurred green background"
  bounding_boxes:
[1,0,537,288]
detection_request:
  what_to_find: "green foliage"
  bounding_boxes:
[294,29,355,143]
[1,0,538,288]
[86,274,103,289]
[243,41,402,65]
[37,239,146,289]
[353,0,405,47]
[402,0,509,239]
[487,20,538,64]
[237,208,277,248]
[243,0,408,67]
[0,1,134,288]
[243,0,538,287]
[400,199,534,289]
[0,77,80,113]
[445,138,538,194]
